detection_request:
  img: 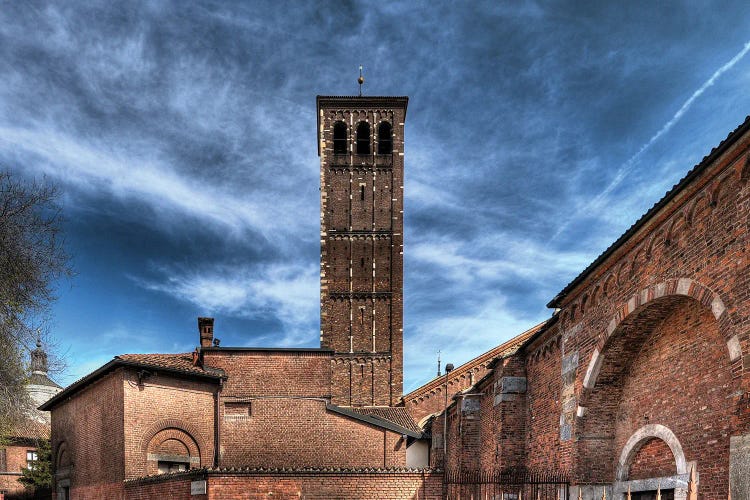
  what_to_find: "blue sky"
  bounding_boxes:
[3,2,750,392]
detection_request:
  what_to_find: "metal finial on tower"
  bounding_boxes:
[30,338,48,374]
[358,65,364,97]
[437,350,442,377]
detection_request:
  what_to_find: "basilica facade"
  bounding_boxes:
[42,94,750,499]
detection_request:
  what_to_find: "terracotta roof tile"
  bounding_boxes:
[116,353,222,376]
[402,321,545,402]
[347,407,421,434]
[8,417,49,440]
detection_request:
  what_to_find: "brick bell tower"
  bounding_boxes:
[317,93,408,407]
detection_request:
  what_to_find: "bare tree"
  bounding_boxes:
[0,172,71,440]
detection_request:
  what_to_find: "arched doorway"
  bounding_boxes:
[614,425,687,499]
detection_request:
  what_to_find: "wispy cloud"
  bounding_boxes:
[404,296,538,391]
[61,324,195,385]
[133,263,319,347]
[0,123,312,241]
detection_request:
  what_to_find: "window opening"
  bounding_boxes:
[26,450,37,470]
[377,122,392,155]
[360,185,365,200]
[356,122,370,155]
[333,122,347,154]
[158,461,188,474]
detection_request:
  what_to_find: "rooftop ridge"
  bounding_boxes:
[402,321,544,402]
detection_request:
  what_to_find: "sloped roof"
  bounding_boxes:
[402,321,545,403]
[40,353,225,411]
[116,353,221,376]
[347,406,421,434]
[548,114,750,308]
[326,405,422,438]
[7,417,49,441]
[28,372,63,389]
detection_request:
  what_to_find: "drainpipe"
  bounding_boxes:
[214,378,223,468]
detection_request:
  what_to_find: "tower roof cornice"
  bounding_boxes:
[316,95,408,109]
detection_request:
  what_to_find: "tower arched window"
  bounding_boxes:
[333,122,348,155]
[356,122,370,155]
[377,122,392,155]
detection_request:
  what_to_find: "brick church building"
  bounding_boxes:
[42,92,750,499]
[1,342,62,499]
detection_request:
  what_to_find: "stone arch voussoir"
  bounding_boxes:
[616,424,687,481]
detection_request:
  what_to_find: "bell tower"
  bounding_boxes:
[317,94,408,407]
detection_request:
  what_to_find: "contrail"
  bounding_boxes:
[552,40,750,240]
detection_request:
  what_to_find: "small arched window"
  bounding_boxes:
[333,122,347,155]
[377,122,392,155]
[356,122,370,155]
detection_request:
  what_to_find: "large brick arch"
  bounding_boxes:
[137,418,212,469]
[579,277,740,407]
[573,279,736,490]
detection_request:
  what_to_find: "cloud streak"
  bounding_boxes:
[134,262,319,348]
[552,40,750,239]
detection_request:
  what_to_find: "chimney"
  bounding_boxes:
[199,317,214,348]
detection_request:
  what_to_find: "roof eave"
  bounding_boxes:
[326,404,423,439]
[40,359,224,411]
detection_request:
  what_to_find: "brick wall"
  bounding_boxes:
[522,118,750,486]
[122,368,217,478]
[124,473,200,500]
[524,332,564,471]
[202,350,330,398]
[612,299,731,496]
[405,368,488,425]
[403,330,536,425]
[125,469,443,500]
[219,398,407,468]
[628,438,676,481]
[330,355,393,406]
[51,367,125,500]
[489,356,527,472]
[0,443,41,499]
